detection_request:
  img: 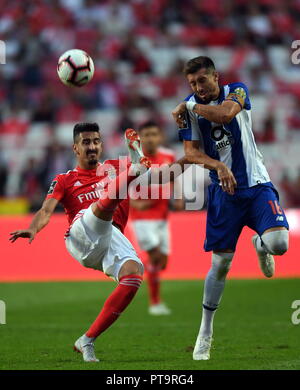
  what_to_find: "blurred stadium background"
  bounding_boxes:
[0,0,300,280]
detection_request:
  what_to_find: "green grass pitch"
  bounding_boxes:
[0,279,299,370]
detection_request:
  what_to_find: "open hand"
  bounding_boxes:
[9,229,36,244]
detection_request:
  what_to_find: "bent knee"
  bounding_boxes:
[119,260,144,279]
[212,252,234,280]
[262,230,289,256]
[269,240,288,255]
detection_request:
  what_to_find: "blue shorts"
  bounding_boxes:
[204,182,289,252]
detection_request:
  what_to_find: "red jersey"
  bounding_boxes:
[129,147,176,221]
[46,160,129,233]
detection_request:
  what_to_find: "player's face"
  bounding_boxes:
[187,68,219,103]
[73,132,102,168]
[139,126,162,154]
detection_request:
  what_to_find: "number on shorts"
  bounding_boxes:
[268,200,283,215]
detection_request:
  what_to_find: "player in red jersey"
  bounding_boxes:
[9,122,152,362]
[129,121,184,315]
[10,121,236,363]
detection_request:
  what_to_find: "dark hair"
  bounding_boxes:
[73,122,100,142]
[183,56,215,76]
[138,120,160,132]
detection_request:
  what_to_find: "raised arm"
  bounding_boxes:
[172,99,242,127]
[183,140,237,194]
[9,197,59,243]
[143,143,236,194]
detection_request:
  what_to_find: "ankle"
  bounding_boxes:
[82,333,96,344]
[254,235,267,254]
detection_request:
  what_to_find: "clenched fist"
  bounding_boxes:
[172,102,187,128]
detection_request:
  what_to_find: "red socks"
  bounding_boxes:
[146,263,161,305]
[86,275,142,338]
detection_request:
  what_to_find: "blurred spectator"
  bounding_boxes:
[0,108,29,135]
[94,68,125,109]
[116,109,135,134]
[55,96,84,123]
[255,113,276,143]
[280,169,300,208]
[287,96,300,131]
[97,0,136,36]
[20,158,44,212]
[247,65,275,95]
[39,142,74,192]
[31,88,57,123]
[118,36,152,74]
[246,3,273,47]
[0,157,8,196]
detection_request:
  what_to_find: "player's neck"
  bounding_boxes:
[212,85,221,101]
[77,162,98,171]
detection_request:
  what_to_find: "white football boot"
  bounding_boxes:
[149,302,172,316]
[193,335,213,361]
[124,128,151,175]
[73,336,99,362]
[252,234,275,278]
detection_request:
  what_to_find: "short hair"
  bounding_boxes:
[73,122,100,143]
[138,120,160,132]
[183,56,216,76]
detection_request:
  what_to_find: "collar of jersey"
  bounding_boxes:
[75,162,101,176]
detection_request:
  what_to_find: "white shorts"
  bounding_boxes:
[131,220,170,255]
[65,206,143,282]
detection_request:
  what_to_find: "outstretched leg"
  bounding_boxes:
[85,260,143,339]
[74,260,143,362]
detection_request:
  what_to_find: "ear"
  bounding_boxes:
[214,71,219,82]
[73,143,79,156]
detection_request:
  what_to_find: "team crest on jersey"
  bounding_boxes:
[107,168,117,180]
[47,180,57,194]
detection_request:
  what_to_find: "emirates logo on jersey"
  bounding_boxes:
[77,187,105,203]
[91,181,106,190]
[76,181,106,204]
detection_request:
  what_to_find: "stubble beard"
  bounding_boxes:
[88,158,98,166]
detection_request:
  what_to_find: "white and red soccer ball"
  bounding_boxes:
[57,49,94,87]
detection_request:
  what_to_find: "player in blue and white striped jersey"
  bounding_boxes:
[172,56,289,361]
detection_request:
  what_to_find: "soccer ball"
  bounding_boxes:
[57,49,94,87]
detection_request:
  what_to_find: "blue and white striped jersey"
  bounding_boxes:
[179,82,270,188]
